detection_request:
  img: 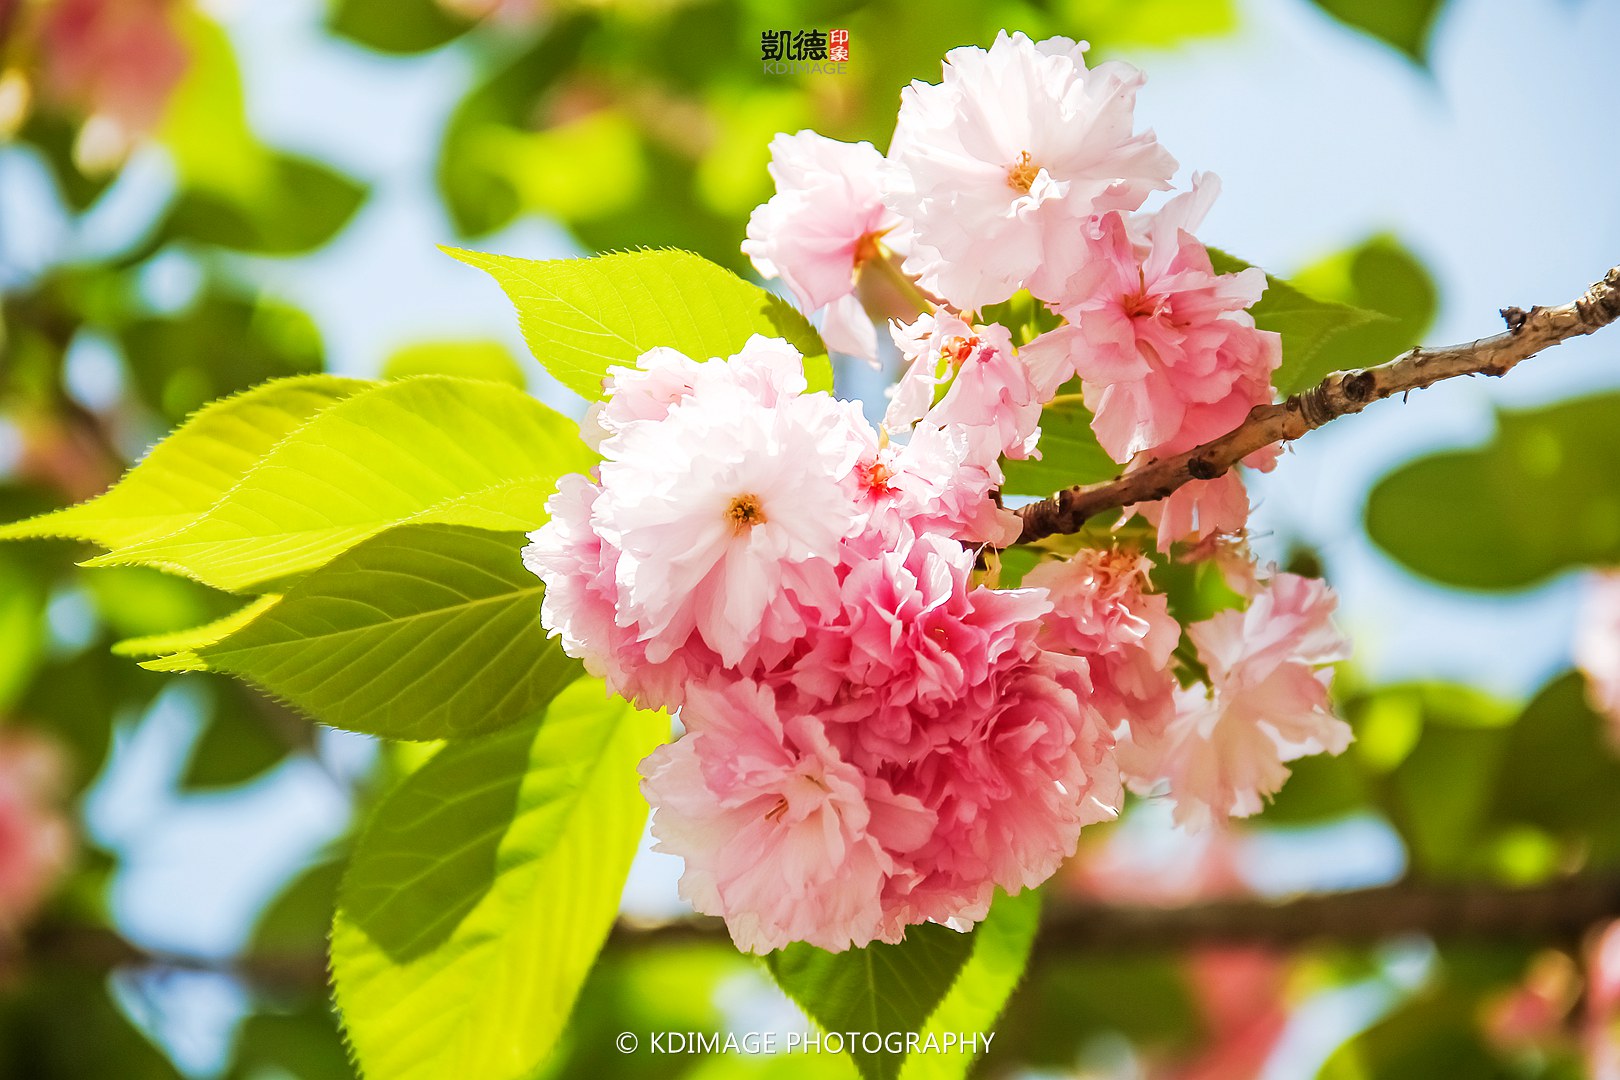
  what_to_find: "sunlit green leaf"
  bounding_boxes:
[452,247,832,399]
[116,597,280,663]
[188,525,577,740]
[898,889,1040,1080]
[765,892,1035,1080]
[382,340,527,388]
[332,678,666,1080]
[0,376,367,548]
[83,377,591,592]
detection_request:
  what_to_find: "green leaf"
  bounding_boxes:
[1002,954,1200,1065]
[165,153,369,256]
[435,15,600,237]
[765,892,1035,1080]
[1386,707,1513,878]
[1065,0,1236,48]
[160,14,366,255]
[115,597,280,662]
[1288,235,1439,384]
[382,340,527,388]
[1489,672,1620,863]
[451,247,832,399]
[181,681,294,790]
[120,288,327,421]
[0,553,47,713]
[0,375,366,549]
[1208,248,1387,396]
[85,376,592,593]
[1366,392,1620,589]
[898,889,1040,1080]
[1318,986,1513,1080]
[0,970,182,1079]
[188,525,578,740]
[332,678,666,1080]
[228,1002,353,1080]
[1308,0,1446,63]
[327,0,474,54]
[1001,388,1121,498]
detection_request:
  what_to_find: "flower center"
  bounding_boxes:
[852,228,888,267]
[726,493,767,533]
[940,334,980,367]
[1007,151,1039,193]
[864,459,895,493]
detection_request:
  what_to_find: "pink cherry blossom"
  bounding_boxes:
[522,473,707,709]
[885,313,1041,464]
[1575,570,1620,741]
[1024,174,1280,464]
[884,31,1175,310]
[0,732,73,931]
[743,131,908,363]
[583,336,806,450]
[634,522,1120,949]
[1149,573,1352,829]
[640,679,934,954]
[1131,472,1254,555]
[876,423,1024,548]
[1024,547,1180,749]
[882,649,1119,929]
[595,380,864,668]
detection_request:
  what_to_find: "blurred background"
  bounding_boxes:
[1,0,1618,1076]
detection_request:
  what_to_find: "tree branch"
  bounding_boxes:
[1014,265,1620,545]
[19,873,1620,991]
[1036,874,1620,954]
[609,874,1620,957]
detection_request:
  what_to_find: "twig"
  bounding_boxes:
[1014,265,1620,545]
[22,873,1620,992]
[607,873,1620,957]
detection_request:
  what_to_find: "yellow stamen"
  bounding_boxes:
[1007,151,1039,193]
[727,493,767,533]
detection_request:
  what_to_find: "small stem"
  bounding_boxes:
[864,250,936,318]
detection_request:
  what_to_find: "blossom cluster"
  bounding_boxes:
[745,31,1282,553]
[526,31,1352,953]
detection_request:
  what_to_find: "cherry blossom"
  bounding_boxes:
[1149,573,1353,829]
[884,31,1175,310]
[1023,174,1280,464]
[1025,547,1181,764]
[640,679,934,953]
[743,131,908,362]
